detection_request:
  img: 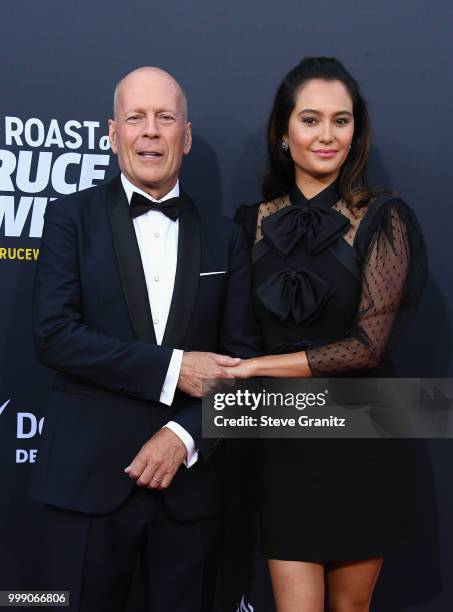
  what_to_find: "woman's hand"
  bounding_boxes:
[225,352,312,378]
[224,358,257,378]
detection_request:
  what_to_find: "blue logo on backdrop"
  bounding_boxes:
[236,595,254,611]
[0,397,44,463]
[0,398,11,416]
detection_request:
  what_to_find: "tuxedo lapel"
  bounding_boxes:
[106,176,157,344]
[162,192,201,348]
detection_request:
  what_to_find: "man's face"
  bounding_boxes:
[109,69,192,199]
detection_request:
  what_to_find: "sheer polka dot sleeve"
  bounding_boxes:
[306,204,420,375]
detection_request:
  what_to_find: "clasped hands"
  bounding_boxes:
[177,350,254,397]
[125,351,254,490]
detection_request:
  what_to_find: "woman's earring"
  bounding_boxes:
[281,139,289,151]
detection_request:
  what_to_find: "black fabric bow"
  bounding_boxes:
[256,268,335,325]
[261,204,350,257]
[130,192,180,221]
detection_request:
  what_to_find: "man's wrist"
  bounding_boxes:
[163,421,198,468]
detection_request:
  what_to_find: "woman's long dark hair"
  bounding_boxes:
[263,57,372,207]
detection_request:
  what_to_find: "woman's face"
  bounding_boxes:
[284,78,354,185]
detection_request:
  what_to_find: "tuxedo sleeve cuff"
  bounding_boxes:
[159,349,183,406]
[163,421,199,468]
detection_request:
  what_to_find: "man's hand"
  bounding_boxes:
[124,428,187,490]
[177,351,241,397]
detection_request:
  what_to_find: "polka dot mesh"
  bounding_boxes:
[332,198,367,246]
[255,196,291,243]
[306,206,410,374]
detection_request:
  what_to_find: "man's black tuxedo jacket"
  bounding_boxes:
[30,175,261,522]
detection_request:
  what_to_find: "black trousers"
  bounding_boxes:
[41,488,223,612]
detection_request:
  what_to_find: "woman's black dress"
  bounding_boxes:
[235,181,427,561]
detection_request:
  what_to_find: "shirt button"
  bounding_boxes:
[153,318,159,325]
[154,232,160,238]
[154,276,159,282]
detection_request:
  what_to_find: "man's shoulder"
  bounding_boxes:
[50,175,120,219]
[200,209,236,232]
[181,192,237,239]
[55,175,118,206]
[198,207,240,244]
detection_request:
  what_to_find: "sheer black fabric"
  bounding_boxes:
[307,199,427,374]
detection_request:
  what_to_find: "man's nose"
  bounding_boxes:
[141,115,159,138]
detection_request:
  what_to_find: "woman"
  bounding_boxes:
[232,57,427,612]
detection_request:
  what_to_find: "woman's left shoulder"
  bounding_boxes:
[364,192,413,218]
[355,193,424,256]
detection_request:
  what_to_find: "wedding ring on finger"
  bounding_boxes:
[152,475,162,483]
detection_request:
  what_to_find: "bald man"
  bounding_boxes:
[30,67,261,611]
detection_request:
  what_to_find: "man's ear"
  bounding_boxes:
[183,122,192,156]
[108,118,118,154]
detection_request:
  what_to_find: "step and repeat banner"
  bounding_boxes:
[1,1,452,610]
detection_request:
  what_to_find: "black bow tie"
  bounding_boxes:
[130,191,180,221]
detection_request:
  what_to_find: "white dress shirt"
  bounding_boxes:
[121,174,198,467]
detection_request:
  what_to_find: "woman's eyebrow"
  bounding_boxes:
[298,108,353,116]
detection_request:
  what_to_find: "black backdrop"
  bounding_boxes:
[1,1,452,610]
